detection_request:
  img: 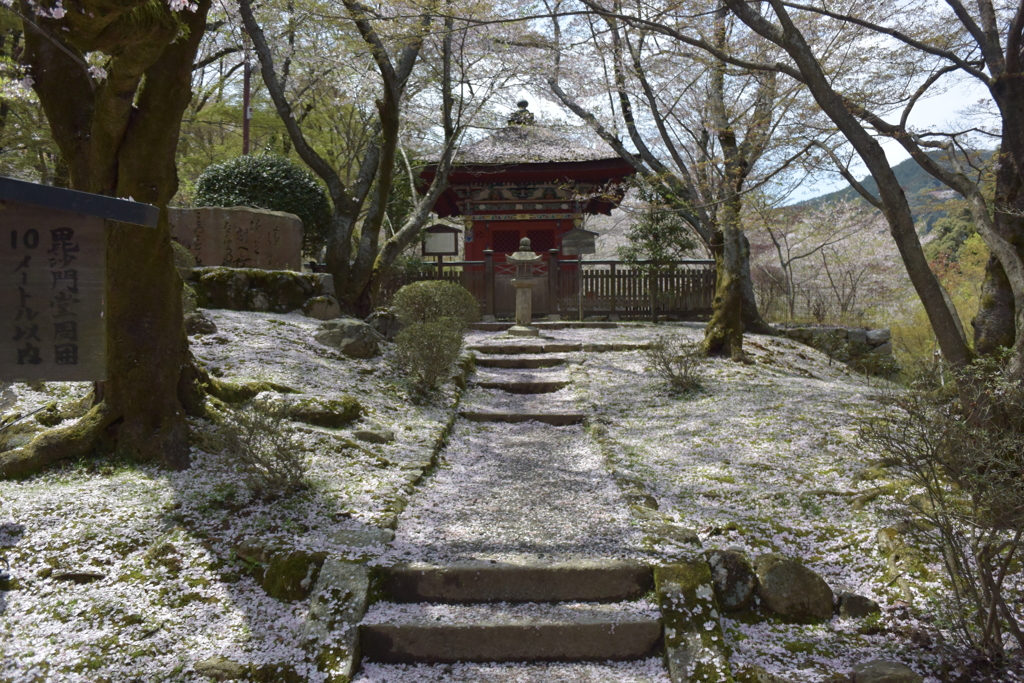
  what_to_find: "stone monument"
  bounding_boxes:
[507,238,543,337]
[169,206,303,271]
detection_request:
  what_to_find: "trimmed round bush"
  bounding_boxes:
[194,155,332,257]
[391,280,481,328]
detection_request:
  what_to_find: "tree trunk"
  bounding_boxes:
[739,232,774,334]
[704,226,744,358]
[974,80,1024,357]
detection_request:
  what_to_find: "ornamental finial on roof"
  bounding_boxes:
[507,100,535,126]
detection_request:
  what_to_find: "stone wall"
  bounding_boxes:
[188,267,340,319]
[777,325,894,370]
[170,206,303,271]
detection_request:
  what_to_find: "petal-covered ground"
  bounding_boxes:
[0,310,458,682]
[0,317,1016,681]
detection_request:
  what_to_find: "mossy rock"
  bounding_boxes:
[206,378,298,405]
[249,662,305,683]
[655,560,734,682]
[183,282,199,316]
[193,267,316,313]
[260,550,328,602]
[283,396,363,428]
[172,240,198,280]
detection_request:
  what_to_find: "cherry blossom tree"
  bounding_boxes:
[2,0,213,476]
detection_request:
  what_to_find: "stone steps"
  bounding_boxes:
[469,321,619,331]
[468,342,652,355]
[459,411,585,426]
[379,561,652,603]
[360,601,662,664]
[354,660,671,682]
[475,379,568,394]
[475,356,565,369]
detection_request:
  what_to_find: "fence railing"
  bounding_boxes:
[381,249,715,320]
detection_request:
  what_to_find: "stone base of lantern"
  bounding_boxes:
[507,325,540,337]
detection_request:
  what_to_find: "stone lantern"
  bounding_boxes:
[506,237,543,336]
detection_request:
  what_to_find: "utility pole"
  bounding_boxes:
[242,59,252,155]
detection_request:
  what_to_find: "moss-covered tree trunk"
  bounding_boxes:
[704,219,745,359]
[973,78,1024,360]
[2,0,212,476]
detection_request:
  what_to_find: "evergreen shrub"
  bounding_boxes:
[194,155,332,257]
[391,280,480,329]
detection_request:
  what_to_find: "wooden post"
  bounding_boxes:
[610,262,618,320]
[648,264,657,323]
[548,248,559,319]
[577,253,584,322]
[483,249,495,319]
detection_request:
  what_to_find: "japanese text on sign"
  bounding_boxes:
[1,203,105,381]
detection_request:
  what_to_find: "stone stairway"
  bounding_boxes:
[361,561,660,664]
[354,340,672,680]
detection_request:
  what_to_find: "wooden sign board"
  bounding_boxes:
[422,224,461,256]
[0,203,106,381]
[0,176,158,382]
[560,228,597,256]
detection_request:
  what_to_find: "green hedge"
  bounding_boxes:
[194,155,332,257]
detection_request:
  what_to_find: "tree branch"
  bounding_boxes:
[237,0,354,214]
[779,1,989,81]
[812,142,882,209]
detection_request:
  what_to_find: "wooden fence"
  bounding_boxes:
[381,250,715,320]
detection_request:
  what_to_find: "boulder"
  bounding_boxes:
[261,550,328,602]
[302,296,341,320]
[314,318,385,358]
[185,310,218,336]
[871,341,893,356]
[753,553,834,621]
[190,267,333,314]
[706,549,757,612]
[193,655,247,681]
[843,327,868,344]
[851,660,923,683]
[655,561,733,682]
[866,328,891,345]
[282,395,363,428]
[169,206,303,271]
[366,308,402,341]
[838,592,881,618]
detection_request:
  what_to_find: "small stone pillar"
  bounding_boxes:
[507,238,543,336]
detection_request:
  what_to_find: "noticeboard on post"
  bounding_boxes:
[0,177,158,382]
[560,228,598,256]
[422,224,462,256]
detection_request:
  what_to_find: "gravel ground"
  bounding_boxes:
[376,418,646,566]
